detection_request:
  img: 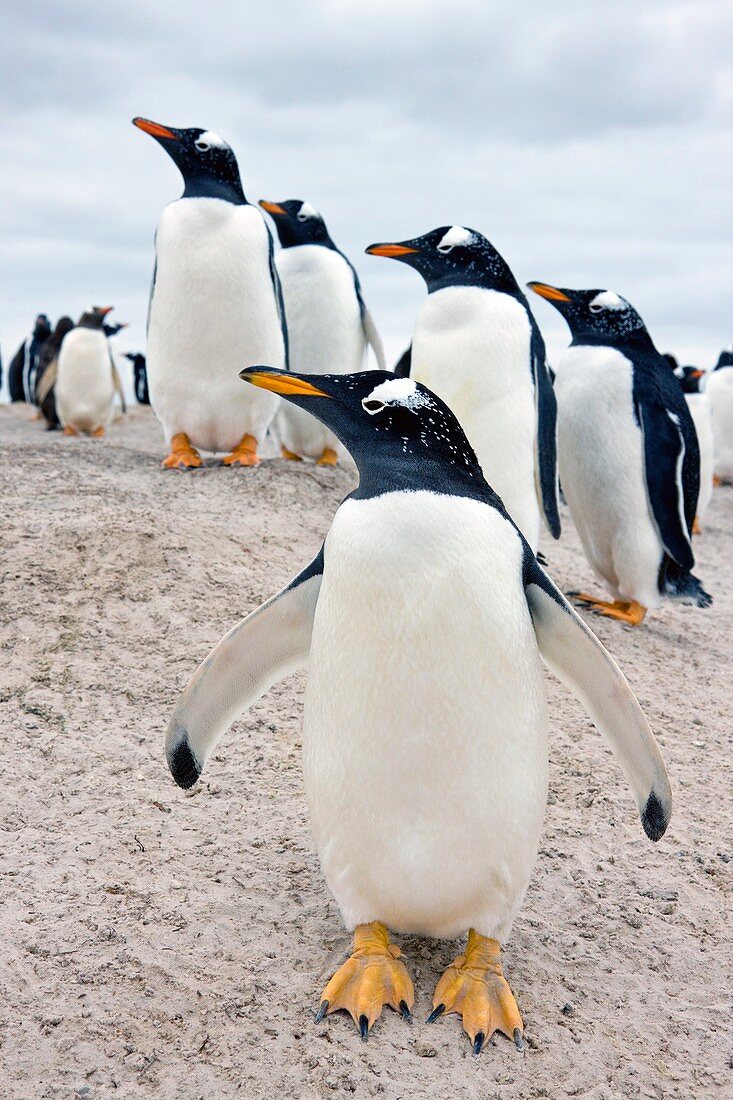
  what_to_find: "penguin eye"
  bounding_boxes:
[194,139,211,152]
[297,212,308,222]
[589,304,603,314]
[362,398,386,414]
[437,243,453,254]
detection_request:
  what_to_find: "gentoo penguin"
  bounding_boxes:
[125,352,150,405]
[529,283,711,623]
[366,227,559,552]
[259,198,384,464]
[165,366,671,1053]
[8,314,52,402]
[706,350,733,484]
[56,306,116,436]
[133,117,286,468]
[35,316,74,430]
[673,365,714,530]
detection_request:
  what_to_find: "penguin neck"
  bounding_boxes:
[571,329,659,360]
[347,443,493,506]
[425,269,524,301]
[181,175,247,204]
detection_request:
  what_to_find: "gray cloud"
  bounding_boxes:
[1,0,731,393]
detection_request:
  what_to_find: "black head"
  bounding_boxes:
[102,321,128,337]
[528,283,656,353]
[715,349,733,371]
[51,316,74,347]
[132,117,246,204]
[366,225,521,297]
[239,366,500,505]
[675,365,706,393]
[34,314,51,338]
[77,306,113,330]
[259,199,334,249]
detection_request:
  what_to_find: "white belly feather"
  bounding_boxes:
[147,199,282,453]
[706,367,733,481]
[410,287,541,550]
[555,346,664,607]
[303,492,548,941]
[55,329,115,433]
[274,246,367,460]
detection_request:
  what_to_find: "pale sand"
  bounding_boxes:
[1,403,731,1099]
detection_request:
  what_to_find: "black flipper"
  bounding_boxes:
[530,320,561,539]
[637,400,695,571]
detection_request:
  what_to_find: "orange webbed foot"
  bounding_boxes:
[316,447,338,467]
[316,922,414,1040]
[429,931,523,1054]
[222,433,259,467]
[162,432,203,469]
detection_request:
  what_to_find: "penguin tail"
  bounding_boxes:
[659,557,713,608]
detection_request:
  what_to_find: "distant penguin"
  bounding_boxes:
[393,345,412,378]
[56,307,116,436]
[125,352,150,405]
[707,350,733,484]
[530,283,711,623]
[367,227,559,551]
[8,314,52,402]
[133,117,286,469]
[35,316,75,430]
[102,319,128,413]
[259,198,384,464]
[673,365,714,529]
[165,364,671,1053]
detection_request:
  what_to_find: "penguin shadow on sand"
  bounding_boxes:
[163,365,671,1056]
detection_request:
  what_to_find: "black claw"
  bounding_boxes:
[314,1000,329,1024]
[359,1014,369,1042]
[427,1003,445,1024]
[514,1028,524,1051]
[399,1000,412,1023]
[473,1032,485,1056]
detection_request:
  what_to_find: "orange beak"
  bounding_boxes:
[133,117,178,141]
[691,369,705,379]
[259,200,287,216]
[99,306,114,317]
[366,243,420,258]
[240,370,330,398]
[527,282,572,303]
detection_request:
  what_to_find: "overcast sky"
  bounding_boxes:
[1,0,731,398]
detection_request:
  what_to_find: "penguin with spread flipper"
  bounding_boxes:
[165,366,671,1053]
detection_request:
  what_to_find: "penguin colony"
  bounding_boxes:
[7,114,731,1057]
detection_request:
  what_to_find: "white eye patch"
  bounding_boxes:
[589,290,627,312]
[195,130,227,151]
[437,225,475,252]
[298,201,319,220]
[362,377,431,414]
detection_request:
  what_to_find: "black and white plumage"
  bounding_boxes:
[259,199,384,461]
[530,283,711,611]
[8,314,52,403]
[366,227,559,551]
[165,366,670,1029]
[132,117,286,460]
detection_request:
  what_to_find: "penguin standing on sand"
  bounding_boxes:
[35,315,75,430]
[56,307,117,436]
[529,283,711,623]
[8,314,52,403]
[706,350,733,484]
[166,366,671,1053]
[673,365,714,530]
[133,118,286,468]
[366,227,559,552]
[260,199,384,464]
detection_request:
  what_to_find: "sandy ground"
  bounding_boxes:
[1,403,731,1100]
